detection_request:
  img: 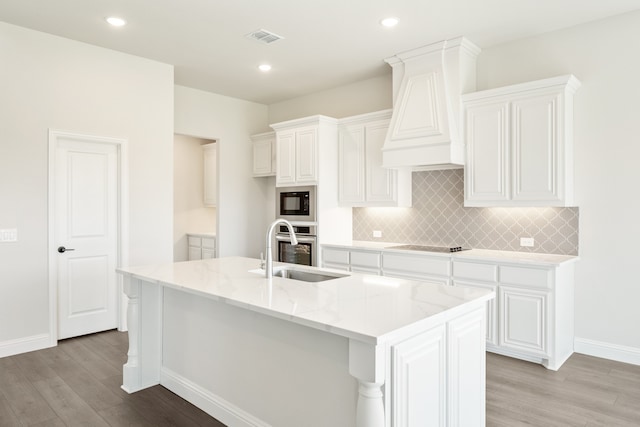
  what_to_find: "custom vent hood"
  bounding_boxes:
[382,37,481,170]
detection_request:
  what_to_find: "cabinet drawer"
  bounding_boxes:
[453,262,497,282]
[322,248,350,265]
[350,250,381,269]
[500,266,551,289]
[188,236,202,247]
[202,248,216,259]
[202,237,216,249]
[383,253,450,277]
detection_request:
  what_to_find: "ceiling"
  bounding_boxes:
[1,1,639,105]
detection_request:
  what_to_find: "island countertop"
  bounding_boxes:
[117,256,493,345]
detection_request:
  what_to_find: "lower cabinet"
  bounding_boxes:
[388,307,486,426]
[321,246,381,275]
[321,244,576,370]
[453,260,573,370]
[187,234,217,261]
[382,252,451,286]
[500,285,548,355]
[453,279,498,346]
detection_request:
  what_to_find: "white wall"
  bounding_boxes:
[268,75,392,123]
[173,134,217,262]
[476,10,640,360]
[174,86,272,259]
[0,23,174,348]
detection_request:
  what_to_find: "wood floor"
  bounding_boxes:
[1,330,639,426]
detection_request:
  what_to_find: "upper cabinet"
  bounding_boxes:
[462,75,581,207]
[338,110,411,207]
[271,116,338,187]
[251,131,276,177]
[202,143,217,207]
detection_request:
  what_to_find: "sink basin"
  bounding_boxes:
[273,268,347,282]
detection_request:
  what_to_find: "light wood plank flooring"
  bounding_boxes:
[1,330,639,426]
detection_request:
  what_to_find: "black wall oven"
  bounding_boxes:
[276,186,316,222]
[276,224,317,267]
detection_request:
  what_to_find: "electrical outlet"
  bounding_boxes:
[372,230,382,238]
[520,237,534,247]
[0,228,18,242]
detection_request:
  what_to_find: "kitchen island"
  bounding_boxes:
[117,257,494,427]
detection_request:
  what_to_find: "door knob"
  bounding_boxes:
[57,246,75,253]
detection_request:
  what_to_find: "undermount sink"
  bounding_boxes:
[249,267,347,282]
[273,268,347,282]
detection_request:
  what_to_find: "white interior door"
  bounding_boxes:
[54,136,118,340]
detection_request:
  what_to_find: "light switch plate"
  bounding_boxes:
[520,237,534,247]
[0,228,18,242]
[372,230,382,238]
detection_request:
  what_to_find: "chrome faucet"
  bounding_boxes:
[265,219,298,279]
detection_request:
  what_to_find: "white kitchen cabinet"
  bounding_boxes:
[453,260,574,370]
[251,132,276,177]
[382,252,451,286]
[321,246,381,275]
[322,243,576,370]
[271,116,337,187]
[338,110,411,207]
[463,75,581,207]
[452,261,499,345]
[390,325,447,426]
[387,306,486,427]
[500,285,548,355]
[202,143,217,207]
[187,234,216,261]
[321,246,350,271]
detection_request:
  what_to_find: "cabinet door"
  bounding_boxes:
[390,325,446,427]
[321,247,349,270]
[338,125,365,204]
[201,248,216,259]
[276,131,296,186]
[511,92,562,203]
[295,127,318,184]
[203,144,217,207]
[188,246,201,261]
[365,120,397,203]
[453,280,498,345]
[253,139,274,176]
[500,285,548,355]
[448,307,486,426]
[464,101,510,205]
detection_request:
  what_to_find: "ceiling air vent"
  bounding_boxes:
[245,29,284,44]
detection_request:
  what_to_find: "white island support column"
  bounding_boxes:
[121,276,163,393]
[349,339,386,427]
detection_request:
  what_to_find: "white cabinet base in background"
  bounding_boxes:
[187,233,216,260]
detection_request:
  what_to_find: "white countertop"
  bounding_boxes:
[323,240,578,266]
[117,257,493,345]
[187,232,216,238]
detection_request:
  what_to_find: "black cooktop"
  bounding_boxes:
[388,245,470,253]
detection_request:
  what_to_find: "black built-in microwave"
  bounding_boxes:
[276,186,316,222]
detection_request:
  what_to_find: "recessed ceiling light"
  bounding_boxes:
[258,64,272,72]
[380,17,399,28]
[105,16,127,27]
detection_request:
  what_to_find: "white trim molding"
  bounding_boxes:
[161,367,271,427]
[574,337,640,366]
[0,334,53,358]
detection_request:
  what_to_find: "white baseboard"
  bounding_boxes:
[161,367,271,427]
[0,333,53,358]
[574,337,640,366]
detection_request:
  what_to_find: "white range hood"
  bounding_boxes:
[382,37,480,170]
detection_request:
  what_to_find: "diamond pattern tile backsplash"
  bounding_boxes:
[353,169,579,255]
